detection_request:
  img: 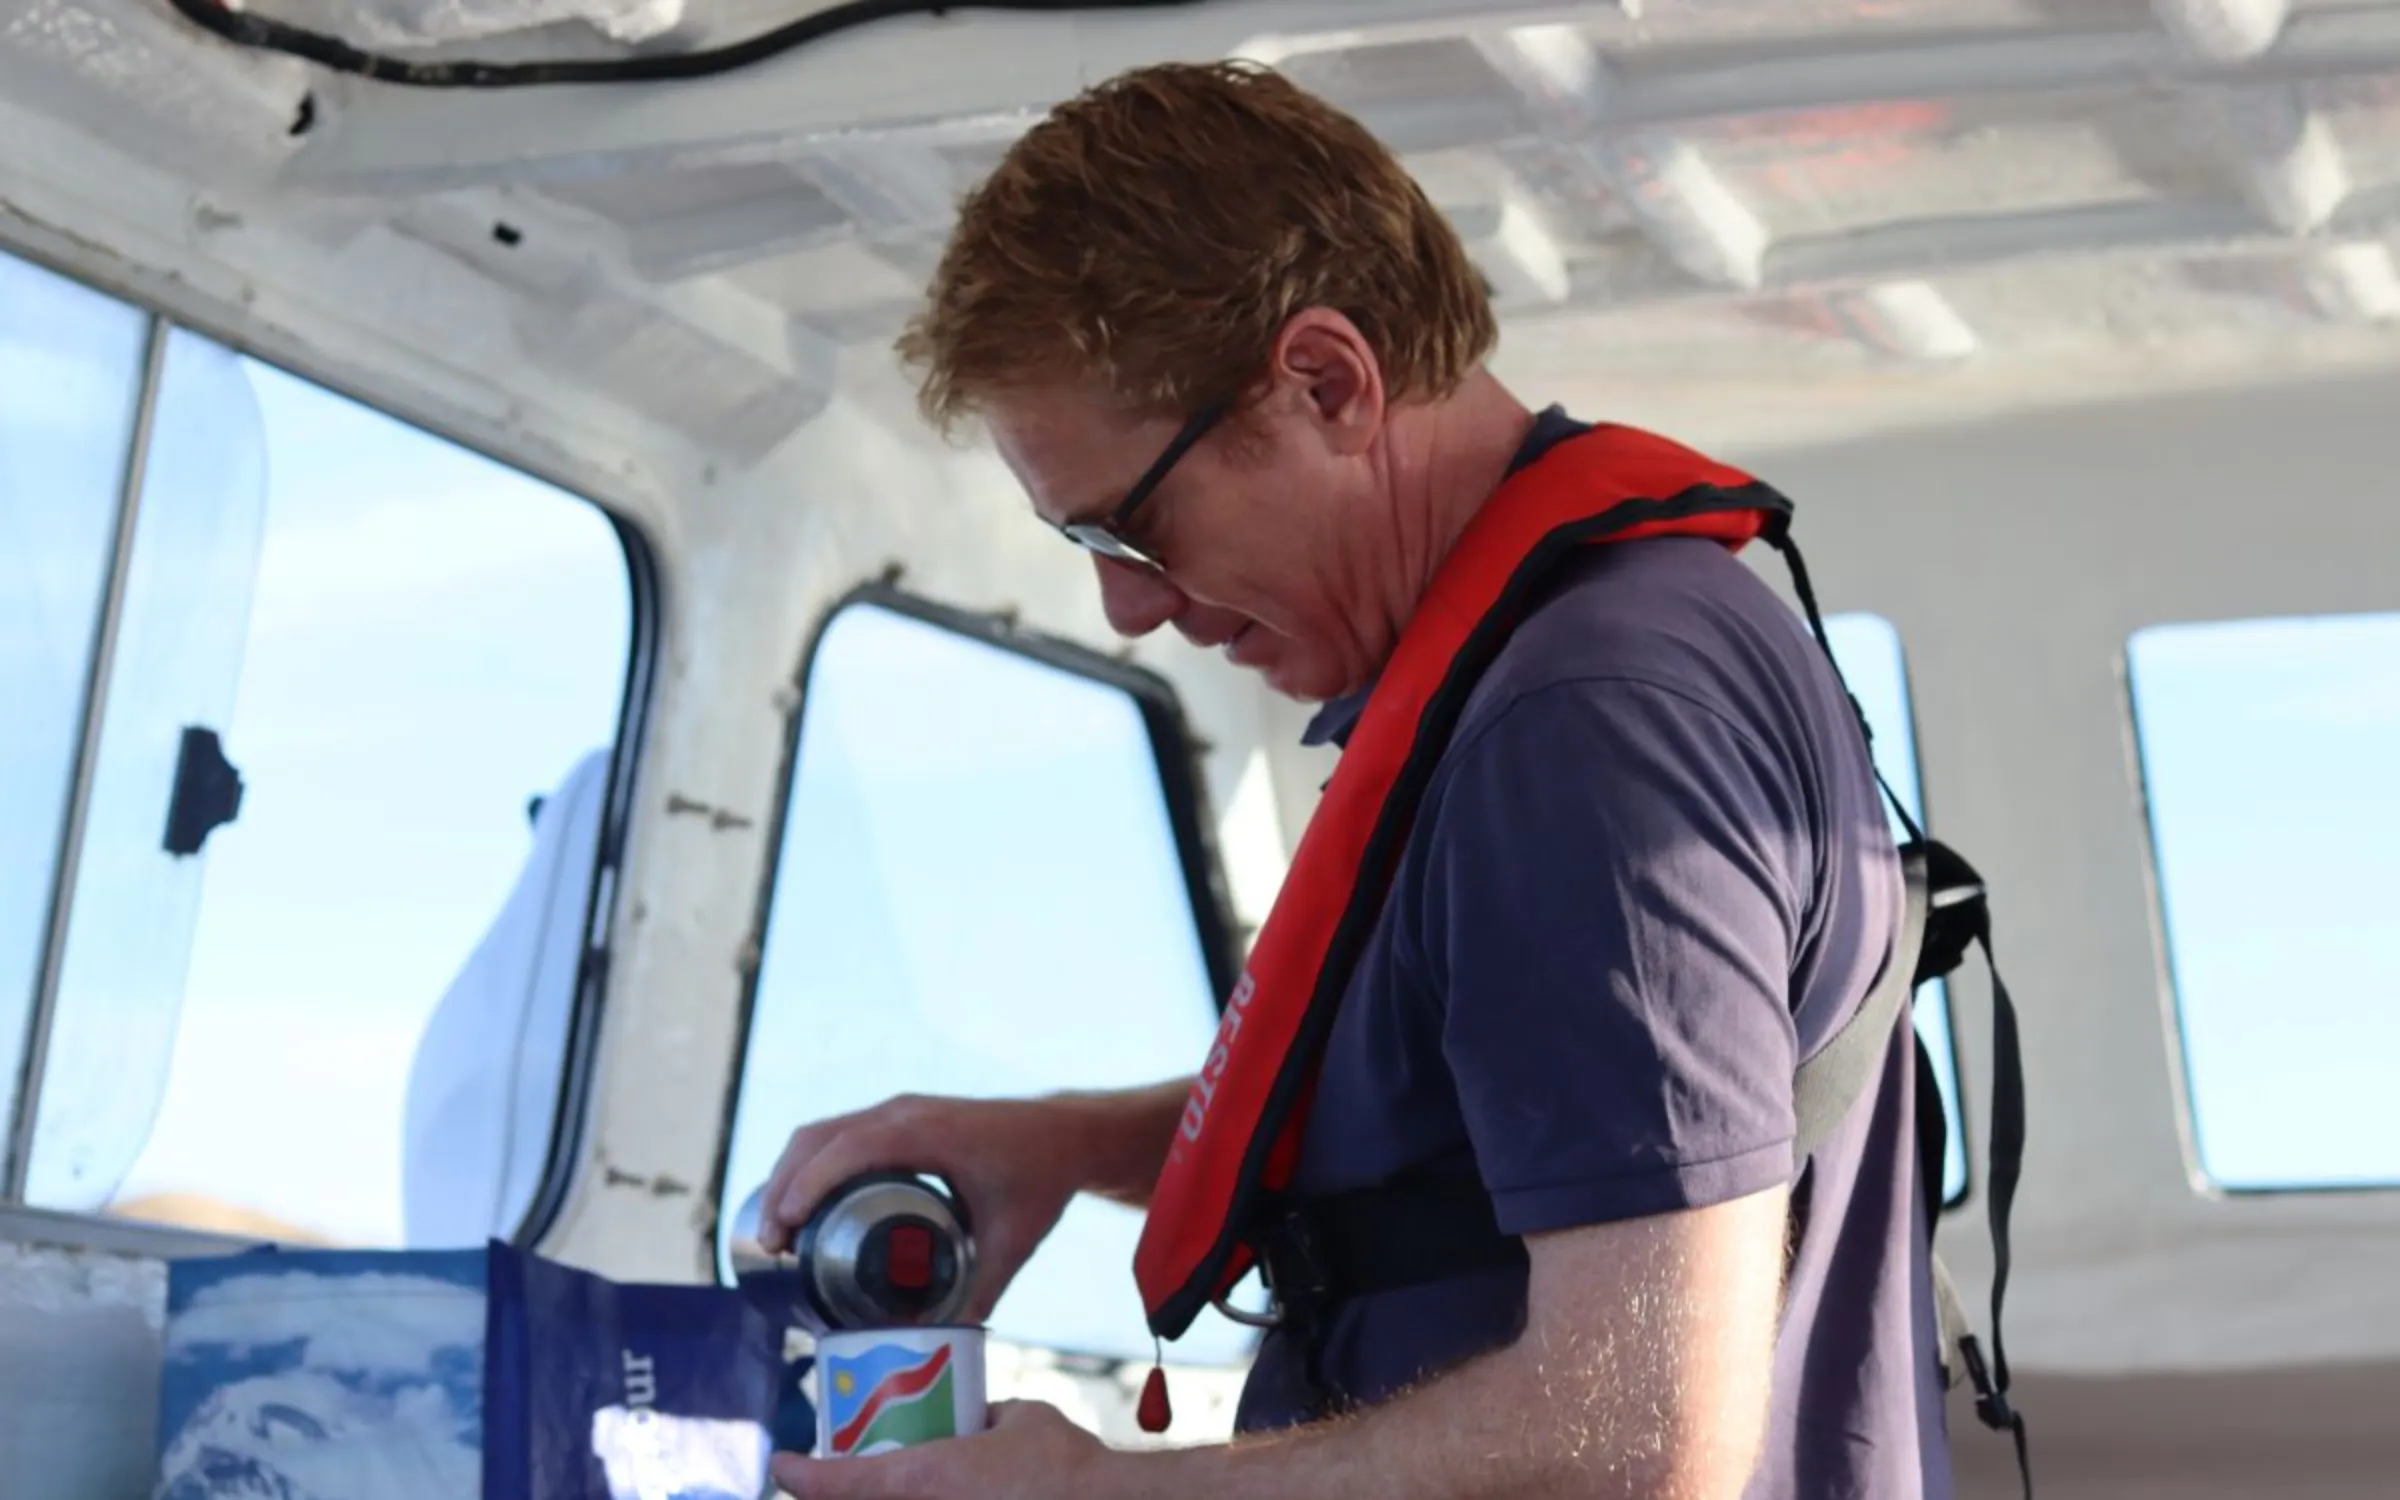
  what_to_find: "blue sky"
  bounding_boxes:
[2128,614,2400,1190]
[9,244,2396,1362]
[8,309,629,1235]
[106,345,627,1237]
[718,601,1258,1366]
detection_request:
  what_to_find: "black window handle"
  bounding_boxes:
[163,725,245,857]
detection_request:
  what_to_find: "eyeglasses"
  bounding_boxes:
[1055,400,1230,572]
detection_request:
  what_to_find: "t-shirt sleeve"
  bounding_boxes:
[1412,675,1811,1236]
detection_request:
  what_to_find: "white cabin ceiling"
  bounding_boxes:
[13,1,2400,459]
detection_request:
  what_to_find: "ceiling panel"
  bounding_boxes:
[1580,0,2158,57]
[1689,89,2212,240]
[1273,37,1540,154]
[2307,71,2400,185]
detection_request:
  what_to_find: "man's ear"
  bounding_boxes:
[1267,308,1384,456]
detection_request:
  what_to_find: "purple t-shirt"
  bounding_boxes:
[1231,410,1948,1498]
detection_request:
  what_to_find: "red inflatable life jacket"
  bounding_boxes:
[1130,423,1790,1340]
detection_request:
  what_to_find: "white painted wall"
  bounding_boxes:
[525,387,1290,1287]
[0,1210,253,1500]
[1733,371,2400,1375]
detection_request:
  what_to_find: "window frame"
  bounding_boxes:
[1,307,167,1203]
[709,581,1247,1267]
[2122,612,2400,1201]
[506,482,662,1250]
[0,237,661,1256]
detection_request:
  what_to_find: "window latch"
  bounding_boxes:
[163,724,245,857]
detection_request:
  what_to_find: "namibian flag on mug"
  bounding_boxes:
[821,1340,962,1455]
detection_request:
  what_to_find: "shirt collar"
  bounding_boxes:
[1300,685,1373,748]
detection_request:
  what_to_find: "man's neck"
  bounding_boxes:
[1373,371,1539,641]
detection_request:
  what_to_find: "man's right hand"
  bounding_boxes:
[753,1081,1189,1322]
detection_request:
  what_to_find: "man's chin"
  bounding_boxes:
[1220,629,1360,702]
[1252,660,1354,704]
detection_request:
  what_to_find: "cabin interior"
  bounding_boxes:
[3,1,2397,1496]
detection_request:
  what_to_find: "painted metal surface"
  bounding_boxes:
[1751,370,2400,1373]
[0,1208,244,1500]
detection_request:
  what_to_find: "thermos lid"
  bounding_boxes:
[729,1170,976,1331]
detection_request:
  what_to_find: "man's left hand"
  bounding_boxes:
[770,1400,1120,1500]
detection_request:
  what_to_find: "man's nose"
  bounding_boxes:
[1094,555,1185,638]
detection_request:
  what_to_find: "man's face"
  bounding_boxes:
[987,382,1384,703]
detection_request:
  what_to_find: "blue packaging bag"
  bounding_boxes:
[155,1240,785,1500]
[485,1241,783,1499]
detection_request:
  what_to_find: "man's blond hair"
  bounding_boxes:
[896,60,1498,431]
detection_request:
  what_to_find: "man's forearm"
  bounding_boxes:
[1044,1077,1192,1209]
[1097,1197,1783,1500]
[1145,1345,1536,1500]
[1109,1333,1646,1500]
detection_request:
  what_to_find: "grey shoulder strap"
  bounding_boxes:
[1793,839,1929,1165]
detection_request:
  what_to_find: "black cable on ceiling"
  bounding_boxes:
[165,0,1210,87]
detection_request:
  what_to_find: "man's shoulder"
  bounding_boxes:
[1459,535,1806,740]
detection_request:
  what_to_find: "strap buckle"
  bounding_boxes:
[1200,1204,1334,1334]
[1957,1334,2015,1430]
[1254,1202,1333,1314]
[1208,1203,1331,1332]
[1210,1290,1281,1329]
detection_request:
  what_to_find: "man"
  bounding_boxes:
[757,59,1940,1499]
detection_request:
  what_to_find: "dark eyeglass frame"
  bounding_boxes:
[1055,399,1231,572]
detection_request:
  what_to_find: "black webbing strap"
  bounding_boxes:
[1912,1032,1948,1236]
[1249,1170,1528,1414]
[1255,1173,1528,1314]
[1771,525,2032,1500]
[1760,522,1926,849]
[1953,920,2032,1500]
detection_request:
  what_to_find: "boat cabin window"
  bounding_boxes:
[0,244,643,1247]
[0,252,152,1147]
[2128,612,2400,1193]
[1824,612,1968,1206]
[717,591,1254,1365]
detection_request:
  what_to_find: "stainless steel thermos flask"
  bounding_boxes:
[730,1169,977,1333]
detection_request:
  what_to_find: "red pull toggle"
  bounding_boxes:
[1136,1364,1172,1434]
